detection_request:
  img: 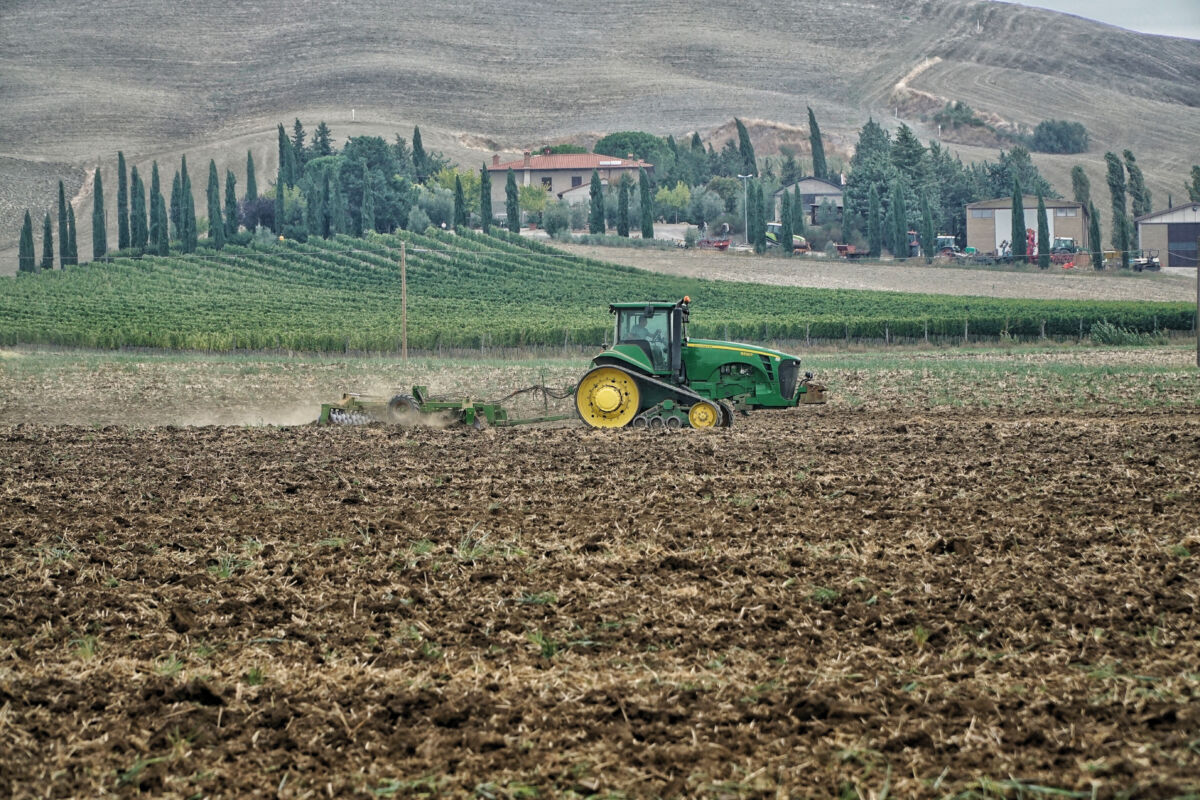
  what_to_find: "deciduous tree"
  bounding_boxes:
[867,184,882,258]
[1104,152,1130,269]
[1071,165,1090,207]
[1186,166,1200,202]
[1124,150,1151,218]
[361,162,376,234]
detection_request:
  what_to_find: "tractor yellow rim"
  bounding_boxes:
[688,401,719,428]
[576,367,640,428]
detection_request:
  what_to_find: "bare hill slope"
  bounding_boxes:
[2,0,1198,269]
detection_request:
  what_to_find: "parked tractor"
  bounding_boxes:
[574,297,825,429]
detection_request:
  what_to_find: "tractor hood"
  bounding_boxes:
[684,339,797,363]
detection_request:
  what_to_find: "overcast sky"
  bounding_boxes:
[998,0,1200,39]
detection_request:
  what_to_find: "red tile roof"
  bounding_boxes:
[488,153,653,172]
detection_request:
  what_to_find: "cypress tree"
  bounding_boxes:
[588,170,605,234]
[920,191,935,263]
[149,162,163,252]
[207,159,224,249]
[780,190,793,255]
[116,151,129,250]
[170,172,182,240]
[66,204,77,265]
[291,119,307,166]
[1011,179,1026,262]
[453,174,466,231]
[617,179,630,237]
[180,156,197,253]
[735,118,757,177]
[18,211,35,272]
[479,163,493,233]
[92,168,107,260]
[277,124,292,188]
[130,166,147,250]
[154,190,169,255]
[329,169,347,235]
[1036,191,1050,269]
[57,181,68,269]
[1088,202,1103,269]
[274,167,285,236]
[306,171,326,238]
[867,184,882,258]
[891,180,908,260]
[245,151,258,203]
[808,107,828,181]
[1104,152,1129,269]
[755,182,768,253]
[225,170,238,237]
[41,212,54,270]
[505,168,519,232]
[639,168,653,239]
[412,126,427,182]
[792,184,806,237]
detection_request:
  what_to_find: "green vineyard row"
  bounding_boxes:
[0,230,1192,352]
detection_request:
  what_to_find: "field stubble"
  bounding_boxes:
[0,347,1198,797]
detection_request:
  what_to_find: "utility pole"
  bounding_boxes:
[738,174,752,245]
[401,239,407,363]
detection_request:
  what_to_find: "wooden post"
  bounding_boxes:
[401,240,407,362]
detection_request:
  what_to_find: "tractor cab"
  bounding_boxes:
[609,299,688,379]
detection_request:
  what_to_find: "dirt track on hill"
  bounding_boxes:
[555,241,1198,303]
[1,409,1197,797]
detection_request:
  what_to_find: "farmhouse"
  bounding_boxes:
[773,177,844,225]
[1135,204,1200,267]
[966,196,1088,256]
[487,151,652,211]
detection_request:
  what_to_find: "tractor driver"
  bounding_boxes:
[629,314,651,340]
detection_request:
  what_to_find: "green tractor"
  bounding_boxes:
[575,297,825,429]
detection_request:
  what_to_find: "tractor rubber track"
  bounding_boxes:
[590,362,729,428]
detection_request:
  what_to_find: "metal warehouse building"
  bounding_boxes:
[1135,204,1200,267]
[966,196,1088,256]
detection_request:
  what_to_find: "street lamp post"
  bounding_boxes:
[738,174,752,246]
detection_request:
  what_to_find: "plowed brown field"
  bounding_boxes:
[2,399,1199,797]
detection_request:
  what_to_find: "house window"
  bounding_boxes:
[541,177,553,191]
[970,209,994,218]
[571,176,583,187]
[1055,208,1077,217]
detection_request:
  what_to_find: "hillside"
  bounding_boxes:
[2,0,1198,270]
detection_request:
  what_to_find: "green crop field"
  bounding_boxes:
[0,229,1192,353]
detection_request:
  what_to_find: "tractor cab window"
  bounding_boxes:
[617,309,670,369]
